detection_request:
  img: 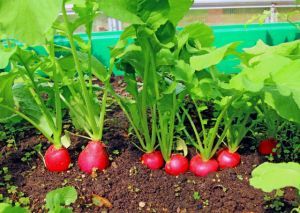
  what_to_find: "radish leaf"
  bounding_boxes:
[250,162,300,192]
[0,0,62,45]
[45,186,77,212]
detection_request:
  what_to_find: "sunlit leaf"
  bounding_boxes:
[190,43,237,71]
[176,138,188,156]
[0,0,62,45]
[0,46,16,69]
[250,162,300,192]
[61,132,71,148]
[46,186,78,211]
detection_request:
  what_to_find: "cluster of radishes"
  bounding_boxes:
[142,138,278,176]
[44,141,109,174]
[141,149,239,176]
[43,138,277,175]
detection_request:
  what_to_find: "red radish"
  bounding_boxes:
[141,151,164,170]
[78,141,109,174]
[165,154,189,176]
[44,145,71,172]
[217,149,241,169]
[258,138,277,155]
[190,155,218,177]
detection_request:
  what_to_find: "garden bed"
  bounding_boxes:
[0,82,297,212]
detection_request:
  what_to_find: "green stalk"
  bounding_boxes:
[62,2,98,138]
[46,36,63,148]
[150,105,157,152]
[192,99,207,142]
[110,89,147,150]
[87,22,93,94]
[176,113,197,147]
[98,85,107,140]
[98,60,115,140]
[147,38,160,153]
[158,111,168,160]
[17,55,56,133]
[205,98,234,159]
[167,92,177,159]
[139,42,152,147]
[60,94,94,137]
[210,120,232,158]
[181,107,204,154]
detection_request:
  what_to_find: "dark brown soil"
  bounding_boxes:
[0,78,298,212]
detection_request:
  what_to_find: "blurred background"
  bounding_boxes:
[63,0,300,32]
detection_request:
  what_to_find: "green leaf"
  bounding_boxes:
[230,55,300,124]
[79,52,109,82]
[250,162,300,192]
[0,46,16,69]
[229,55,291,92]
[190,43,237,71]
[0,203,28,213]
[244,39,300,56]
[0,0,62,45]
[99,0,143,24]
[137,0,170,31]
[173,60,194,82]
[155,21,175,44]
[46,186,78,211]
[61,132,71,148]
[168,0,193,26]
[100,0,171,31]
[13,83,54,135]
[0,72,18,121]
[176,138,188,156]
[190,74,222,100]
[179,23,214,48]
[270,60,300,107]
[264,59,300,123]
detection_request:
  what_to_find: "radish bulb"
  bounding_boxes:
[189,155,218,177]
[217,149,241,169]
[258,138,277,155]
[165,154,189,176]
[141,151,164,170]
[78,141,109,174]
[45,145,71,172]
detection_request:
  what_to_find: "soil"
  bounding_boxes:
[0,78,298,213]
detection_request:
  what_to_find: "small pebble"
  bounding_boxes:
[112,162,118,168]
[139,201,146,208]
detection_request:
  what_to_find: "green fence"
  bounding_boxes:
[15,22,300,74]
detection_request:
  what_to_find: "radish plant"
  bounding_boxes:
[217,97,258,168]
[180,96,236,176]
[0,42,71,172]
[52,0,112,174]
[254,105,282,156]
[100,0,194,174]
[174,40,240,176]
[0,0,72,172]
[230,42,300,155]
[0,0,112,174]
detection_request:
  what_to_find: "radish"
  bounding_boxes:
[190,155,218,177]
[258,138,277,155]
[78,141,109,174]
[45,145,71,172]
[217,149,241,169]
[165,154,189,176]
[141,151,164,170]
